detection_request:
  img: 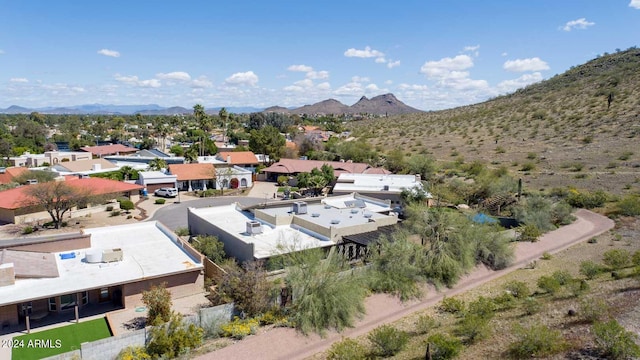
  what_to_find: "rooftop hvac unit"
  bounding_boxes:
[383,185,390,191]
[292,201,308,215]
[246,221,263,235]
[85,249,102,263]
[102,248,123,262]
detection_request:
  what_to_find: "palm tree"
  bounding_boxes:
[193,104,210,131]
[147,158,168,171]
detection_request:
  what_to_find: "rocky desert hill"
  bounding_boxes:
[265,93,423,116]
[349,47,640,195]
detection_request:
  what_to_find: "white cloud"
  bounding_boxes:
[463,45,480,57]
[351,76,370,83]
[316,82,331,90]
[114,74,161,88]
[375,57,387,64]
[344,46,385,58]
[630,0,640,8]
[334,76,387,96]
[287,64,313,72]
[10,78,29,83]
[97,49,120,58]
[503,57,550,72]
[191,76,213,89]
[420,55,474,79]
[156,71,191,81]
[562,18,595,31]
[224,71,259,86]
[306,70,329,80]
[387,60,401,69]
[497,72,544,93]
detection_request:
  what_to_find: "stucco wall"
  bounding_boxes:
[188,208,255,262]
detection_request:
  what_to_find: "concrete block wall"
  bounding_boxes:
[79,329,146,360]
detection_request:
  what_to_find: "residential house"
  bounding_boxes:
[216,151,260,172]
[8,151,92,168]
[136,171,178,193]
[0,221,204,330]
[80,144,139,157]
[187,193,398,263]
[168,163,253,192]
[332,173,431,207]
[0,177,143,224]
[0,167,29,185]
[261,158,390,181]
[51,158,119,175]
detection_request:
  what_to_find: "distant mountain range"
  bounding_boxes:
[0,93,422,116]
[264,93,423,115]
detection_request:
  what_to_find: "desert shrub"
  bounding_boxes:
[175,227,189,236]
[551,270,573,285]
[523,297,542,315]
[508,323,565,358]
[191,235,226,264]
[493,292,517,311]
[580,297,609,323]
[602,249,631,270]
[541,252,553,260]
[368,325,409,357]
[146,312,203,358]
[593,320,640,360]
[537,275,561,295]
[566,189,608,209]
[119,199,135,213]
[426,333,463,360]
[142,283,172,325]
[439,297,465,314]
[505,281,530,299]
[518,224,541,242]
[520,162,536,172]
[276,175,289,186]
[106,205,114,211]
[117,345,150,360]
[551,201,575,225]
[580,260,603,279]
[216,261,273,317]
[155,198,166,204]
[618,151,634,160]
[22,226,34,235]
[415,314,438,335]
[327,338,368,360]
[111,210,121,217]
[615,195,640,216]
[455,313,490,344]
[466,296,495,319]
[219,317,259,339]
[632,251,640,267]
[568,279,590,297]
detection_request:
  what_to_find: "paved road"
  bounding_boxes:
[150,196,265,230]
[196,209,614,360]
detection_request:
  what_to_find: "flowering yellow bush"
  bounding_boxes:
[220,317,259,339]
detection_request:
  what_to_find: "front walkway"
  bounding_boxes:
[197,209,614,360]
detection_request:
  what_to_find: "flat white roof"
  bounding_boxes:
[0,221,202,305]
[333,173,423,194]
[189,205,335,259]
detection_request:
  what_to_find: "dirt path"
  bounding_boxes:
[196,209,614,360]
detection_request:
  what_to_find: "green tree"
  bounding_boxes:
[285,248,367,335]
[191,235,226,263]
[142,283,172,325]
[170,144,185,157]
[193,104,210,131]
[249,125,285,163]
[385,149,406,173]
[147,158,168,171]
[22,181,100,229]
[216,261,274,317]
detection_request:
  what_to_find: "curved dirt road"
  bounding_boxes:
[197,209,614,360]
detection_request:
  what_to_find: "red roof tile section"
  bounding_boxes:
[261,159,390,176]
[168,163,215,181]
[0,167,29,184]
[217,151,259,165]
[0,177,143,210]
[80,144,138,157]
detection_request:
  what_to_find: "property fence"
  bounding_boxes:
[42,303,235,360]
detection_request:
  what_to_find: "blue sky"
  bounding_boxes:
[1,1,639,110]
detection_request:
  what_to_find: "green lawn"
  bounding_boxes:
[12,318,112,360]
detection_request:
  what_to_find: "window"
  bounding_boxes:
[241,178,247,187]
[48,297,57,312]
[99,288,109,302]
[82,291,89,305]
[60,294,76,310]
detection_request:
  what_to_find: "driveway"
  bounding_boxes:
[195,209,615,360]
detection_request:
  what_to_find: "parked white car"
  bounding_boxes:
[154,187,178,198]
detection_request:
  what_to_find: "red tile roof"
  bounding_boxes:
[168,163,215,181]
[261,159,390,176]
[0,178,143,210]
[0,167,29,184]
[217,151,259,165]
[80,144,138,157]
